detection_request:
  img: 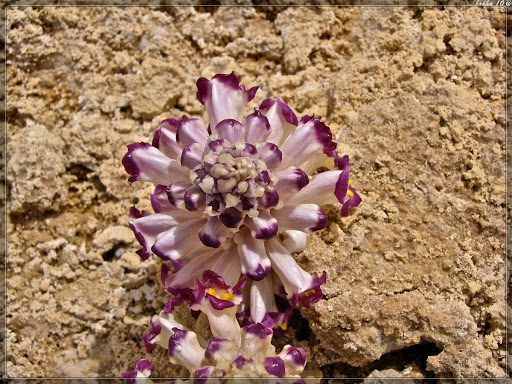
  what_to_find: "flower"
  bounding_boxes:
[132,271,307,383]
[123,72,361,320]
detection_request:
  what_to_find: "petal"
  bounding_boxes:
[342,186,362,217]
[150,185,176,213]
[219,207,244,229]
[279,116,337,172]
[122,143,189,184]
[152,219,206,261]
[274,167,310,200]
[256,98,298,145]
[241,323,275,359]
[264,356,285,378]
[272,204,327,233]
[243,110,271,143]
[199,216,232,248]
[281,230,308,253]
[129,210,200,260]
[292,169,345,206]
[210,244,242,287]
[204,338,237,363]
[214,119,245,143]
[153,118,182,160]
[244,211,278,240]
[166,181,190,209]
[250,277,278,323]
[265,238,325,301]
[168,328,205,372]
[278,345,307,375]
[184,186,206,211]
[258,188,279,209]
[196,72,258,130]
[236,228,271,281]
[180,143,203,170]
[257,142,282,170]
[176,118,208,148]
[161,249,221,291]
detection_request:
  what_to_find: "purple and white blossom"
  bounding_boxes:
[123,73,361,324]
[129,271,307,383]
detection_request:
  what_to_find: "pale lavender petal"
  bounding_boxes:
[266,238,325,302]
[279,116,337,172]
[129,210,199,261]
[181,143,203,170]
[292,169,344,206]
[274,167,309,200]
[272,204,327,233]
[152,219,206,261]
[243,110,271,143]
[176,118,208,148]
[259,188,279,209]
[199,216,232,248]
[214,119,245,143]
[150,185,176,213]
[281,230,308,253]
[250,277,278,323]
[241,323,274,359]
[168,328,205,372]
[258,142,282,170]
[244,211,278,240]
[122,143,189,185]
[184,186,206,211]
[237,228,271,281]
[210,244,242,287]
[196,72,257,130]
[256,98,298,145]
[153,118,182,160]
[161,249,221,291]
[166,181,190,209]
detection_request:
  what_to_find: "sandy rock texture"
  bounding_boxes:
[5,4,508,380]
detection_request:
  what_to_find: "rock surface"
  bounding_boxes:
[4,4,508,380]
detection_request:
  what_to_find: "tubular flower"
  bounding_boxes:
[123,73,361,314]
[133,271,308,383]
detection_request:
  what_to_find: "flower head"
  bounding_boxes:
[123,72,361,321]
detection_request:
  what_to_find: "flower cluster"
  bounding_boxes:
[121,73,360,381]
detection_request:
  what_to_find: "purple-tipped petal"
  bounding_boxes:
[168,328,205,372]
[210,245,242,287]
[214,119,245,143]
[266,238,326,302]
[341,186,362,217]
[245,211,278,240]
[176,118,208,148]
[264,356,285,378]
[129,210,198,261]
[279,345,307,375]
[122,142,189,185]
[199,217,231,248]
[181,143,204,169]
[152,219,205,261]
[259,188,279,209]
[256,98,298,145]
[184,186,206,211]
[197,72,256,130]
[150,185,176,213]
[258,142,283,170]
[273,204,326,233]
[204,338,230,360]
[166,181,189,209]
[153,118,182,160]
[122,358,155,383]
[275,167,309,199]
[233,355,253,369]
[244,323,273,339]
[243,110,271,143]
[208,294,237,310]
[293,169,346,206]
[142,319,161,353]
[237,228,271,281]
[279,116,337,172]
[219,207,244,228]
